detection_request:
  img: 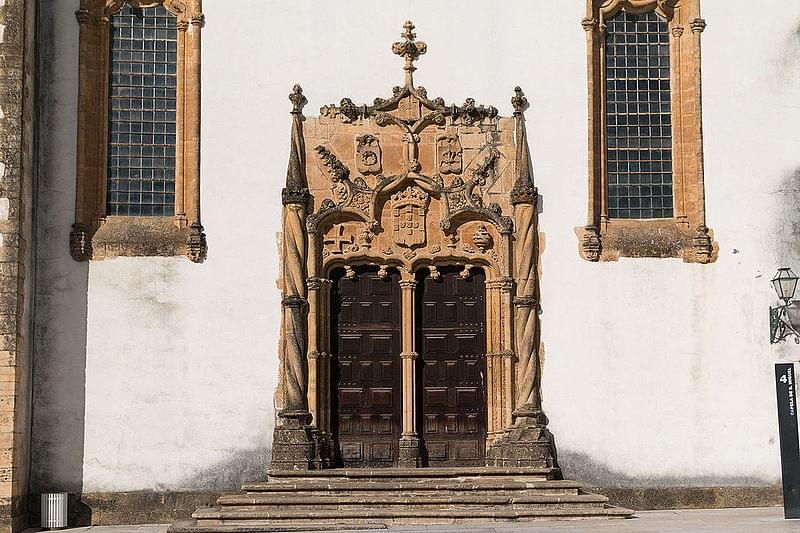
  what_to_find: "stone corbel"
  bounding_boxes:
[576,225,602,262]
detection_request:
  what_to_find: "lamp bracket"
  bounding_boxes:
[771,302,800,345]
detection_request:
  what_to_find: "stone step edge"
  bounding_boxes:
[193,505,633,520]
[267,467,558,478]
[216,493,608,506]
[242,479,582,492]
[169,519,375,533]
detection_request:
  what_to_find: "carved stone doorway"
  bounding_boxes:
[331,266,403,467]
[417,266,487,467]
[271,21,556,472]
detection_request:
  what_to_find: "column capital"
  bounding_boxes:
[513,296,537,308]
[306,277,332,290]
[282,295,307,308]
[486,277,514,290]
[690,18,707,34]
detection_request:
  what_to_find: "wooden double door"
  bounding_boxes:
[331,266,487,468]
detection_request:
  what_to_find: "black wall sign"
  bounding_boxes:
[775,363,800,519]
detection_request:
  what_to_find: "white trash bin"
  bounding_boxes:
[41,492,68,529]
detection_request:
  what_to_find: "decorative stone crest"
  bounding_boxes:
[356,134,382,175]
[391,186,430,248]
[437,134,463,175]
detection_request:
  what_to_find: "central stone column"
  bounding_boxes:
[398,277,421,467]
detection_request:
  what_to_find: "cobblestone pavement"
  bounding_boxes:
[23,507,800,533]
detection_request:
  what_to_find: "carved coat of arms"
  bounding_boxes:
[356,134,382,174]
[437,134,462,174]
[391,186,430,248]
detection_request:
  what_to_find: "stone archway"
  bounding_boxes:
[271,21,555,471]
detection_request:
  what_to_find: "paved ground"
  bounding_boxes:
[22,506,800,532]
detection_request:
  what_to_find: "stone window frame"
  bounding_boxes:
[577,0,716,263]
[70,0,206,263]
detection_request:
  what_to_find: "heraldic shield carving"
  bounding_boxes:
[392,186,429,248]
[271,20,555,473]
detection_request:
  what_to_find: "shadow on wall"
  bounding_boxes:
[30,1,92,496]
[29,260,89,496]
[174,444,272,491]
[775,168,800,264]
[558,447,777,489]
[56,445,272,527]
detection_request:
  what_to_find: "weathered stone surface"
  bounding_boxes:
[169,468,633,531]
[0,0,35,531]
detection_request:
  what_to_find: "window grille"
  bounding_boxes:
[107,5,177,216]
[605,10,673,219]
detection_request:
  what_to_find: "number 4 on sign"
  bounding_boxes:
[781,374,789,384]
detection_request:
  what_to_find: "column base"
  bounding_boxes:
[398,435,422,468]
[487,405,557,469]
[310,429,333,469]
[270,411,314,471]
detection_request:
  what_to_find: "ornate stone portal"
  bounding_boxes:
[271,21,555,470]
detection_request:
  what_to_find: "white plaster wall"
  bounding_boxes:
[34,0,800,492]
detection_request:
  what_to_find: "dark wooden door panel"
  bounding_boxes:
[418,267,487,467]
[332,267,401,468]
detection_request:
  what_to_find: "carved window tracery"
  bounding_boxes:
[578,0,716,263]
[71,0,206,263]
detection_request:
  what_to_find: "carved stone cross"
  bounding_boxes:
[392,20,427,85]
[323,225,353,255]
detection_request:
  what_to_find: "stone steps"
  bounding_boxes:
[263,466,555,483]
[239,480,584,495]
[215,493,609,509]
[169,468,634,532]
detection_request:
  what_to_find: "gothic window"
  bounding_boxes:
[71,0,206,263]
[107,6,178,217]
[605,10,673,220]
[579,0,715,263]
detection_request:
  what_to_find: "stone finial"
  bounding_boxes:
[289,84,307,115]
[392,20,427,85]
[284,85,310,205]
[511,87,529,116]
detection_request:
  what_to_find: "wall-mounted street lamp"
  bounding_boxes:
[770,268,800,344]
[769,267,800,519]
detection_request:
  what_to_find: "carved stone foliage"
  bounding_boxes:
[78,0,203,24]
[356,135,382,175]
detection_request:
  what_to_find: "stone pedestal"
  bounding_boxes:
[270,411,314,471]
[488,405,556,469]
[398,436,422,467]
